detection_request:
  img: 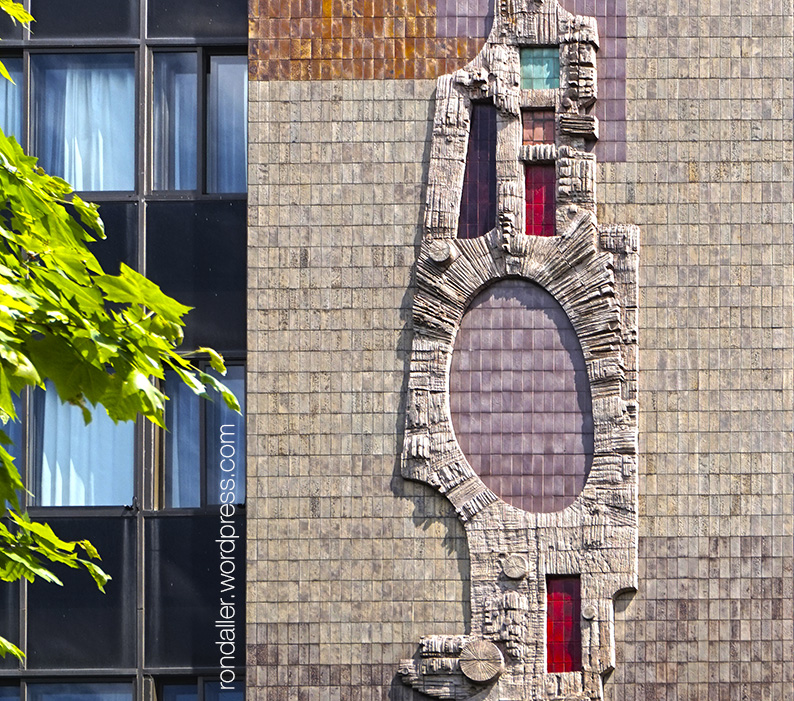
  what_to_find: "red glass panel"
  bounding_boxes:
[546,576,582,672]
[458,103,497,239]
[525,164,556,236]
[522,109,555,144]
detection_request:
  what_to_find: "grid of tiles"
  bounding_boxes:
[547,576,582,673]
[558,0,627,162]
[248,0,494,81]
[247,79,470,701]
[600,0,794,696]
[458,102,497,239]
[522,109,556,144]
[435,0,495,38]
[448,279,593,513]
[525,164,556,236]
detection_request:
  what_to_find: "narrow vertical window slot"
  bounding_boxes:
[546,575,582,672]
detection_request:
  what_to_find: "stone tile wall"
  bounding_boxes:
[601,0,794,697]
[247,79,469,700]
[248,0,794,697]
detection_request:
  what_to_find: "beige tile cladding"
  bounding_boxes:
[248,2,794,700]
[247,78,471,700]
[599,0,794,698]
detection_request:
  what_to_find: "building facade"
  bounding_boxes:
[0,0,791,699]
[248,0,793,699]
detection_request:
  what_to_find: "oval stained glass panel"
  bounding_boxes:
[449,279,593,513]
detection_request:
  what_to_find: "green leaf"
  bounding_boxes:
[0,0,33,25]
[198,371,241,413]
[0,634,23,660]
[197,347,227,375]
[0,61,13,85]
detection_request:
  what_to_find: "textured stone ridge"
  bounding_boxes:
[400,0,639,698]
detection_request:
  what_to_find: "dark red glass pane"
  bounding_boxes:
[522,109,555,144]
[525,164,556,236]
[547,576,582,672]
[458,103,497,239]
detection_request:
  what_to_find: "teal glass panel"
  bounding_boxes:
[520,47,560,90]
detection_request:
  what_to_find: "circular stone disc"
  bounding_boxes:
[502,553,529,579]
[459,640,504,682]
[428,239,454,263]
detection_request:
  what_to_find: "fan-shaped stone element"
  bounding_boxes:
[449,279,594,513]
[459,639,504,682]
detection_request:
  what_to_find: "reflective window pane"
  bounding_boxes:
[0,687,18,700]
[87,201,139,275]
[146,515,245,668]
[0,11,23,40]
[522,108,555,144]
[153,53,198,191]
[148,0,247,39]
[165,364,245,508]
[205,365,245,505]
[31,382,134,506]
[547,576,582,672]
[30,0,139,38]
[0,582,19,671]
[0,58,22,139]
[164,368,201,508]
[458,102,497,239]
[205,682,244,701]
[525,164,556,236]
[32,54,135,191]
[207,56,247,193]
[162,686,197,701]
[146,201,246,351]
[27,517,136,669]
[27,683,132,701]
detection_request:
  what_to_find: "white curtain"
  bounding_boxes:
[36,383,134,506]
[34,54,135,191]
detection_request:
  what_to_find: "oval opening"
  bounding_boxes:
[449,279,593,513]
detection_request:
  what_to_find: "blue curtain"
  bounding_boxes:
[0,58,22,139]
[205,364,245,504]
[32,382,134,507]
[206,56,247,193]
[153,52,198,190]
[165,365,245,507]
[32,53,135,191]
[164,369,201,507]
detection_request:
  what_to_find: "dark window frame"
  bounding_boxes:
[0,0,247,690]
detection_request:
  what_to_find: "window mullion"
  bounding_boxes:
[196,47,206,196]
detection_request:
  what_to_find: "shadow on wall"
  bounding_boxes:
[390,90,472,651]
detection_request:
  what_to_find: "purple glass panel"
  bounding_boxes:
[435,0,495,39]
[458,102,497,239]
[449,280,593,513]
